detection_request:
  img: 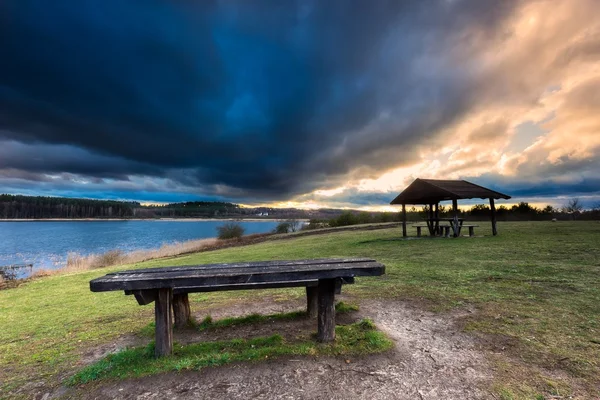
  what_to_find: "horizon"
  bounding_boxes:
[1,1,599,210]
[2,191,591,213]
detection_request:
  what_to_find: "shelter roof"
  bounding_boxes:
[390,178,511,205]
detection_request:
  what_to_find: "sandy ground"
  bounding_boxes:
[43,297,493,400]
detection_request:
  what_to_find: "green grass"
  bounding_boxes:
[69,319,391,385]
[1,221,599,399]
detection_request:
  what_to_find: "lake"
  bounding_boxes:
[0,220,280,277]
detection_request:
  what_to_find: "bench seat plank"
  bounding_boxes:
[90,259,382,292]
[107,258,374,276]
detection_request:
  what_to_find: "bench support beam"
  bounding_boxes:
[317,279,336,342]
[155,288,173,357]
[306,286,318,318]
[132,289,156,306]
[173,293,192,328]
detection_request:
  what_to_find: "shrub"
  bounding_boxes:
[274,219,302,234]
[356,211,373,224]
[303,219,327,230]
[91,250,125,268]
[286,219,302,232]
[216,222,245,240]
[274,221,291,234]
[329,211,358,227]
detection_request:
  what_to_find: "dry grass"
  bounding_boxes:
[25,233,275,280]
[30,237,220,278]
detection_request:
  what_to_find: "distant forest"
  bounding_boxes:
[0,194,327,219]
[0,195,247,219]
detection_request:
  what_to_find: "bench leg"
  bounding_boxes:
[173,293,192,328]
[155,288,173,357]
[317,279,336,342]
[469,226,475,237]
[306,286,318,318]
[416,227,422,237]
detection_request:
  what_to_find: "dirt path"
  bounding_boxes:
[56,298,492,400]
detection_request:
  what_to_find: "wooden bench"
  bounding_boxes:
[90,258,385,357]
[411,224,428,237]
[462,224,478,237]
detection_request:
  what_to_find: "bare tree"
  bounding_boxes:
[287,219,302,232]
[562,198,583,213]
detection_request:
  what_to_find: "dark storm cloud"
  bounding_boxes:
[0,0,520,200]
[0,140,160,179]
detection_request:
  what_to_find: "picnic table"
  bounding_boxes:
[435,217,464,236]
[413,218,478,237]
[89,258,385,357]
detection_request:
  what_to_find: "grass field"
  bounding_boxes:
[1,221,599,399]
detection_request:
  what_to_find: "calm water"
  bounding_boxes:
[0,220,279,277]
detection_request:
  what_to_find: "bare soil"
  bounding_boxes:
[44,296,493,400]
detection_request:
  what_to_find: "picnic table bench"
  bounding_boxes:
[411,223,452,237]
[90,258,385,357]
[461,224,478,237]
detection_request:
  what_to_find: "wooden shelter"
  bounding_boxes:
[390,178,511,237]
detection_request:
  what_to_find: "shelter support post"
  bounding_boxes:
[490,198,498,236]
[402,204,407,237]
[434,203,440,236]
[427,204,435,236]
[452,199,459,237]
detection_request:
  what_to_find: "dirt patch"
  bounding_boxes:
[56,297,493,400]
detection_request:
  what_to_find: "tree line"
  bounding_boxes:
[0,194,139,219]
[305,199,600,228]
[0,195,242,219]
[1,194,597,221]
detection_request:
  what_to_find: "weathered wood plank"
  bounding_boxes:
[317,279,336,342]
[172,293,191,328]
[172,280,319,294]
[107,258,376,276]
[154,288,173,357]
[306,286,318,318]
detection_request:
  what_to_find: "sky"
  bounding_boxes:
[1,0,599,210]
